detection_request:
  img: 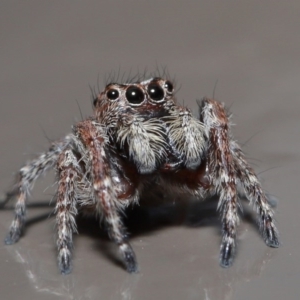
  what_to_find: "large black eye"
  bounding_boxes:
[106,89,119,100]
[164,81,174,94]
[147,83,164,101]
[125,86,144,104]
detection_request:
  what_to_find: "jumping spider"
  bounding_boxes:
[2,76,279,274]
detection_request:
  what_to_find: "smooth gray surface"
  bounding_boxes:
[0,1,299,299]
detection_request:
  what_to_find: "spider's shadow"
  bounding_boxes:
[75,195,225,269]
[72,195,258,269]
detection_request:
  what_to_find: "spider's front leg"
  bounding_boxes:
[75,120,138,273]
[200,98,279,267]
[200,98,239,267]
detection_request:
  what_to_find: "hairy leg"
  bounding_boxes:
[76,120,138,273]
[56,148,80,274]
[5,135,73,245]
[230,140,279,247]
[200,98,239,267]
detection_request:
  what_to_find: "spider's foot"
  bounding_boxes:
[219,237,235,268]
[120,243,139,273]
[58,249,72,275]
[263,223,280,248]
[4,227,22,245]
[260,216,280,248]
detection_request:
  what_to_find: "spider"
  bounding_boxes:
[2,76,279,274]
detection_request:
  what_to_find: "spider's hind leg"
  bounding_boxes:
[4,136,72,245]
[230,140,279,248]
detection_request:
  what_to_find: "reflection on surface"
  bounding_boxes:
[3,194,278,300]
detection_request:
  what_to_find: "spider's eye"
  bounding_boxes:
[147,83,165,101]
[125,86,144,104]
[93,98,98,106]
[106,89,119,100]
[164,81,174,94]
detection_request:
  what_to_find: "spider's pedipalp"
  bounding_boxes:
[117,117,167,174]
[163,105,206,169]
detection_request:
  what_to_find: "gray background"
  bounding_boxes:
[0,1,299,299]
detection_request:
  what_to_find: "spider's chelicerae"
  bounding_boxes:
[2,76,279,274]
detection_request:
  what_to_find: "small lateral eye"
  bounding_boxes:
[125,86,144,104]
[164,81,174,94]
[93,98,98,106]
[147,83,164,101]
[106,89,119,100]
